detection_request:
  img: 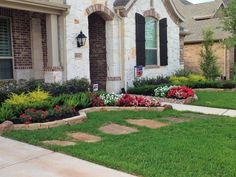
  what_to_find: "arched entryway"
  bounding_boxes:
[88,13,107,90]
[87,4,114,91]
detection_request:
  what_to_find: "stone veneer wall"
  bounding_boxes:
[0,7,47,79]
[184,42,234,79]
[66,0,183,92]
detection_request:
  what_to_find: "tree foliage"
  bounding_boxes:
[222,0,236,47]
[200,29,220,80]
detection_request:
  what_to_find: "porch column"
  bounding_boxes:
[44,14,63,83]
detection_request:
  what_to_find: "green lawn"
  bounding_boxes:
[4,110,236,177]
[192,90,236,109]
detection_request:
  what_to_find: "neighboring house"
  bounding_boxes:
[66,0,185,92]
[0,0,185,92]
[174,0,236,79]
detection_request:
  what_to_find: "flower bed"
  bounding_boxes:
[0,91,161,125]
[155,86,195,99]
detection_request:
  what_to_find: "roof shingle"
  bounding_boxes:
[173,0,230,42]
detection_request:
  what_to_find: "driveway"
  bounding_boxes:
[0,137,137,177]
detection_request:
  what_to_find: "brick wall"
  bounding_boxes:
[184,42,234,79]
[88,13,107,90]
[179,35,185,64]
[0,7,47,70]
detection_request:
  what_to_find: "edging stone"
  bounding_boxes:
[2,107,165,132]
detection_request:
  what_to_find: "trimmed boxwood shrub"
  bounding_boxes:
[133,76,170,87]
[185,80,236,89]
[128,85,157,96]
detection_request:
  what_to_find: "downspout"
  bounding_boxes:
[116,9,126,91]
[224,43,227,79]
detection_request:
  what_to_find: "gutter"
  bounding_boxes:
[1,0,70,14]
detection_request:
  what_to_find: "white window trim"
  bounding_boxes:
[0,16,15,80]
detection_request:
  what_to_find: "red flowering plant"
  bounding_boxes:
[19,108,47,124]
[49,105,77,118]
[91,94,105,107]
[118,94,160,107]
[167,86,194,99]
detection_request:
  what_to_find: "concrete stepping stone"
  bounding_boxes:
[43,140,76,147]
[164,117,190,123]
[99,123,138,135]
[69,132,102,143]
[127,119,169,129]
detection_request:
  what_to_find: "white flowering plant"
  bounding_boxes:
[154,85,173,97]
[99,93,122,106]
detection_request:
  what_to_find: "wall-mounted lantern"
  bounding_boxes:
[76,31,87,47]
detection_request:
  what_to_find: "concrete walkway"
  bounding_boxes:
[162,102,236,117]
[0,137,137,177]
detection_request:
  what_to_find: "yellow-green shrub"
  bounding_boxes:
[28,88,49,102]
[5,88,49,106]
[170,76,188,85]
[5,93,30,106]
[188,74,206,82]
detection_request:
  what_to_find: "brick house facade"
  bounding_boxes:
[0,8,47,76]
[0,0,69,82]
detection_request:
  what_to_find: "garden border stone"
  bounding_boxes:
[3,106,165,132]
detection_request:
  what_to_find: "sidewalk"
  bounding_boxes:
[161,102,236,117]
[0,137,137,177]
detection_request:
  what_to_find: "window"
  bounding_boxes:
[145,17,158,65]
[0,17,13,79]
[136,13,168,67]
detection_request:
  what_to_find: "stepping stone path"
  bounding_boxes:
[99,123,138,135]
[43,140,76,147]
[69,132,102,143]
[127,119,169,129]
[164,117,190,123]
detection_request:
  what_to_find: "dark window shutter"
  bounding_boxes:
[135,13,145,66]
[159,18,168,66]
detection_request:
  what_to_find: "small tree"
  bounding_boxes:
[200,29,220,80]
[222,0,236,48]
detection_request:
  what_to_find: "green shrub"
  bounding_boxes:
[188,74,206,83]
[133,76,170,87]
[200,29,220,80]
[0,78,90,104]
[77,93,92,108]
[174,68,192,77]
[0,105,14,123]
[170,76,188,85]
[64,95,80,108]
[185,80,236,89]
[128,85,157,96]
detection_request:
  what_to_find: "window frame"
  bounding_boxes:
[0,16,14,80]
[144,17,160,67]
